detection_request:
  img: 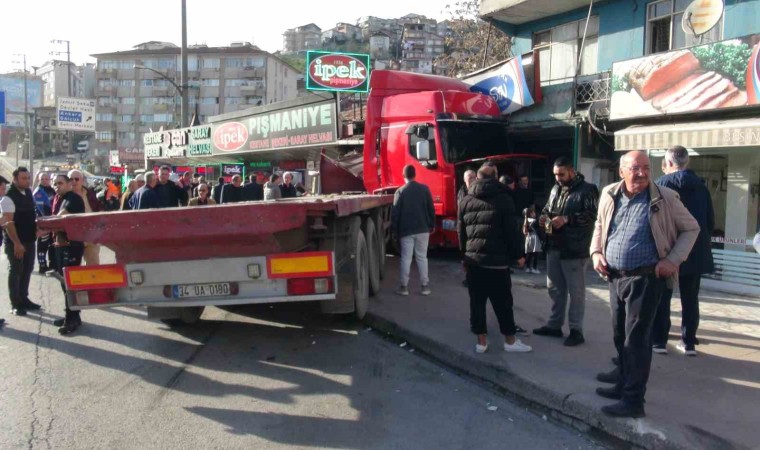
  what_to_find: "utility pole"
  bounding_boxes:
[180,0,189,128]
[51,39,72,155]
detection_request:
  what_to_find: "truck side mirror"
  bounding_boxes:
[416,141,431,161]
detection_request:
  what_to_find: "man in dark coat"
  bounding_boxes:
[458,163,531,354]
[220,175,244,204]
[130,172,162,210]
[391,165,435,296]
[652,146,714,356]
[212,177,225,204]
[242,174,263,201]
[280,172,298,198]
[153,166,187,208]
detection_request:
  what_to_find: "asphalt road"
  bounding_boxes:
[0,252,605,450]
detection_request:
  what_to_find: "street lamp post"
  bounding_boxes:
[134,65,186,128]
[12,54,30,173]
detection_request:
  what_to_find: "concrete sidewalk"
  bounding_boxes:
[366,256,760,450]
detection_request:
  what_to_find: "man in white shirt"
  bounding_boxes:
[0,175,9,326]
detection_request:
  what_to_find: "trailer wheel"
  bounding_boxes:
[364,218,381,296]
[353,229,370,320]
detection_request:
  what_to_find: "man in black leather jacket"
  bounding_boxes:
[533,157,599,346]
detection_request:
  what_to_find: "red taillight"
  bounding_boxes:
[73,289,116,306]
[287,278,334,296]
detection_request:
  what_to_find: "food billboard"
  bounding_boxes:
[610,34,760,120]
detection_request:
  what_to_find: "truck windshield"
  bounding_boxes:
[438,120,510,164]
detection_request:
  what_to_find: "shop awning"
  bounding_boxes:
[614,118,760,151]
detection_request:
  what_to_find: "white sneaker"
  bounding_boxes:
[475,343,489,353]
[504,339,532,353]
[677,342,697,356]
[524,267,531,273]
[653,345,668,354]
[531,268,541,274]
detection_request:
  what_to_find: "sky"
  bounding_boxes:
[0,0,452,73]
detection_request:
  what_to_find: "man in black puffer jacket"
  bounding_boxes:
[534,157,598,347]
[458,164,532,354]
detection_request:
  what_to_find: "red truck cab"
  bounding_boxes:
[363,70,511,248]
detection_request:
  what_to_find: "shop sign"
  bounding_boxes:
[143,125,213,159]
[119,147,145,164]
[211,99,337,154]
[222,164,243,176]
[249,161,273,169]
[109,150,120,166]
[306,51,370,93]
[611,34,760,120]
[110,166,125,174]
[279,160,307,171]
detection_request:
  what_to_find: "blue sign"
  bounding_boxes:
[59,110,83,123]
[465,55,535,115]
[0,91,5,125]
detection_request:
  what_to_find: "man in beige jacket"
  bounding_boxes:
[590,151,698,418]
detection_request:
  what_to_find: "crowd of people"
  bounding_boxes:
[391,146,731,419]
[0,166,307,335]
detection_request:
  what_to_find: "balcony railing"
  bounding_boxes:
[575,72,611,108]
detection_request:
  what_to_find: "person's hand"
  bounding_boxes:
[655,259,678,278]
[592,253,609,276]
[550,216,568,229]
[13,243,25,259]
[538,215,548,227]
[516,257,526,268]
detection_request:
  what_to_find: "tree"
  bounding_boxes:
[435,0,513,78]
[278,54,306,74]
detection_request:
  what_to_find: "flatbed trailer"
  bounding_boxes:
[38,193,392,325]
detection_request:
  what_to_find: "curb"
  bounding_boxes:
[364,311,741,450]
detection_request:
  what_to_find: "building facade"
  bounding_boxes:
[91,41,299,169]
[400,23,445,74]
[481,0,760,294]
[34,60,87,106]
[283,24,322,54]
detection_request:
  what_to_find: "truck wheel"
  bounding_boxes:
[364,218,381,296]
[353,229,370,320]
[160,306,205,326]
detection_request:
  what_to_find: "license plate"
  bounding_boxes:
[442,219,457,231]
[172,283,231,298]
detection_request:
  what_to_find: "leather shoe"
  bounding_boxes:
[0,318,5,327]
[11,308,27,316]
[22,300,42,311]
[532,326,563,338]
[53,318,65,327]
[596,366,620,384]
[596,386,622,400]
[58,318,82,335]
[564,329,585,346]
[601,401,645,418]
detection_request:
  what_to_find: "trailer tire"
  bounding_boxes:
[364,218,381,296]
[353,229,370,320]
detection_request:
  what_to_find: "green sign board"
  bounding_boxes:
[306,51,370,93]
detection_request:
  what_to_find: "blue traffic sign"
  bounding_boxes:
[59,110,82,123]
[0,91,6,125]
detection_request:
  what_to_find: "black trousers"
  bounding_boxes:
[56,243,84,320]
[467,266,516,336]
[525,252,539,270]
[652,274,701,347]
[609,273,665,405]
[37,234,55,268]
[5,240,36,309]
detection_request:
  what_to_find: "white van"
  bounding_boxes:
[77,140,90,152]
